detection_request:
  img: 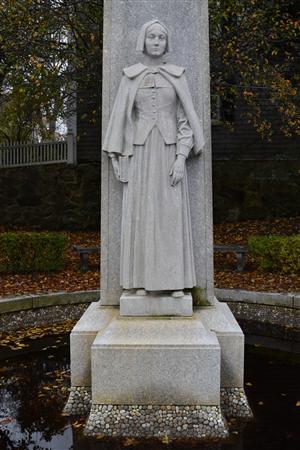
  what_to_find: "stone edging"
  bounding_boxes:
[0,288,299,315]
[215,288,300,310]
[0,290,100,314]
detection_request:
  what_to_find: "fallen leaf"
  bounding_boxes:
[0,416,13,425]
[123,437,139,446]
[1,221,299,297]
[161,435,170,444]
[96,434,105,440]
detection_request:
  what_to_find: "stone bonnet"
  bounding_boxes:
[136,19,171,54]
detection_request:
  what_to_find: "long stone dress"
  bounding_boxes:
[120,70,196,291]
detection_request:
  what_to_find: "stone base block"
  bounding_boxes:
[85,404,228,439]
[120,291,193,316]
[64,386,91,415]
[91,315,220,405]
[69,302,118,386]
[221,388,253,419]
[195,300,245,388]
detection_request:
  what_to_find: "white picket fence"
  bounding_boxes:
[0,133,76,168]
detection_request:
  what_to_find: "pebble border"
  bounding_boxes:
[64,386,253,438]
[64,386,91,415]
[84,404,229,439]
[221,387,253,419]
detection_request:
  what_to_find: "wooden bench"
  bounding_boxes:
[73,245,100,271]
[213,244,247,272]
[74,244,247,272]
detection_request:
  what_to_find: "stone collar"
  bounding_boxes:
[123,63,185,79]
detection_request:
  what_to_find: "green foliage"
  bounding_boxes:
[209,0,299,139]
[0,232,69,273]
[248,235,300,273]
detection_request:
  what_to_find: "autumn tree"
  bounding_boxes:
[209,0,300,139]
[0,0,298,143]
[0,0,102,142]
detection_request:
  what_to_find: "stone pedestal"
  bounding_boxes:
[120,291,193,316]
[64,298,252,437]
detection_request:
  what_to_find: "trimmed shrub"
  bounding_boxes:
[248,235,300,274]
[0,232,69,273]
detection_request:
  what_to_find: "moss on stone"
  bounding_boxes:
[192,286,211,306]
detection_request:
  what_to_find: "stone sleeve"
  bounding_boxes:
[103,75,128,156]
[176,102,194,158]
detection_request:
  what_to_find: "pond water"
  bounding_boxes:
[0,335,299,450]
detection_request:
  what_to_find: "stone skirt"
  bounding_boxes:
[120,126,196,291]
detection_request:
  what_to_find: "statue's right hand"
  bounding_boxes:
[111,157,120,181]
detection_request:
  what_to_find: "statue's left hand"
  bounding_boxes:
[169,155,185,186]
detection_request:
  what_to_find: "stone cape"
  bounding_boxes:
[102,63,205,158]
[103,63,205,291]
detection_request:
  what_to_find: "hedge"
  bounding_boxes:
[248,235,300,274]
[0,232,69,273]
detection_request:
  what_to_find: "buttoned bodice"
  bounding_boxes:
[134,73,177,118]
[132,70,193,148]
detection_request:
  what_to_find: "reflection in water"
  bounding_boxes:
[0,337,299,450]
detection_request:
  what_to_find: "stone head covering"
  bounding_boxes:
[136,19,171,54]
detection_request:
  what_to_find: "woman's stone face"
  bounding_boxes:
[144,24,167,57]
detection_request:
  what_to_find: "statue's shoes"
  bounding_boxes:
[171,290,184,298]
[136,289,147,296]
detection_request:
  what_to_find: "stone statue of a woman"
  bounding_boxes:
[103,20,204,298]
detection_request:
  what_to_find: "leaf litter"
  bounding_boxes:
[0,218,299,298]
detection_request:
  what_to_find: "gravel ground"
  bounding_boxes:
[227,302,300,348]
[228,302,300,330]
[0,302,89,332]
